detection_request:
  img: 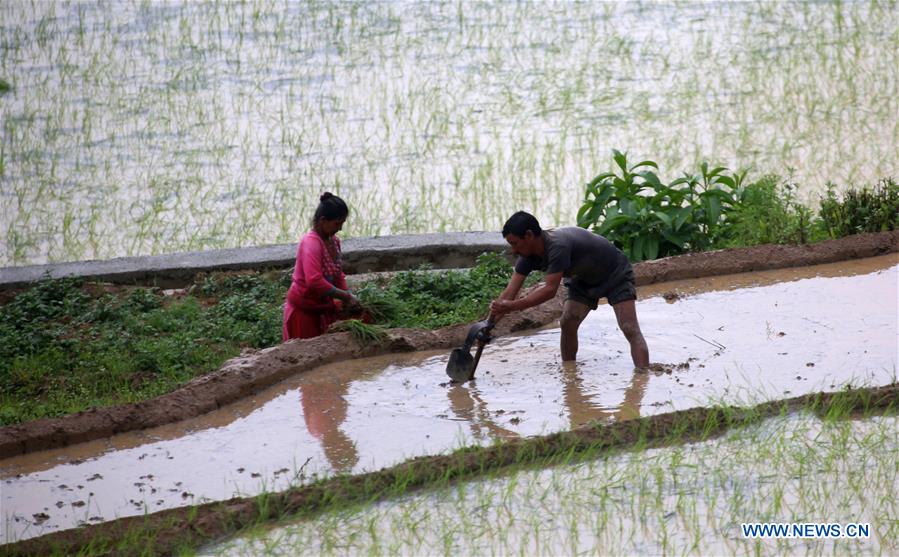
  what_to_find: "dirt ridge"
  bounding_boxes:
[0,231,896,459]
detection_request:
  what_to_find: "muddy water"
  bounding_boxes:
[2,255,896,541]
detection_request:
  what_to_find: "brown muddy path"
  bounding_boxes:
[2,245,896,543]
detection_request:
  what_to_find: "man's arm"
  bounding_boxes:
[487,272,526,322]
[498,272,527,301]
[490,272,562,316]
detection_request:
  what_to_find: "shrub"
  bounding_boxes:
[578,152,896,258]
[818,178,899,238]
[577,150,747,261]
[716,175,821,248]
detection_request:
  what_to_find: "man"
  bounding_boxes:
[489,211,650,369]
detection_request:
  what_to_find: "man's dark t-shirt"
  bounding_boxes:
[513,227,626,286]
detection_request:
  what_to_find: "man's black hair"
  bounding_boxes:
[502,211,542,238]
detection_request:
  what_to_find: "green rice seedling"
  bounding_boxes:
[325,319,387,346]
[178,384,899,556]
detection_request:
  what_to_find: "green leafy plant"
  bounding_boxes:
[718,175,821,247]
[577,150,747,261]
[818,178,899,238]
[0,272,285,425]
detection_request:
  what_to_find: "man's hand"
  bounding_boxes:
[491,272,563,317]
[489,298,516,316]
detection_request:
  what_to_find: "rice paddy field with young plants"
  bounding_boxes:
[2,1,898,554]
[2,0,897,266]
[205,410,899,556]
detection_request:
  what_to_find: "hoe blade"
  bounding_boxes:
[446,348,475,383]
[445,319,494,383]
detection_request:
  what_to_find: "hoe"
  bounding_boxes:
[445,318,495,382]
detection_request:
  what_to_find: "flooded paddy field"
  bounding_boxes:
[2,1,897,265]
[2,254,895,543]
[205,412,898,556]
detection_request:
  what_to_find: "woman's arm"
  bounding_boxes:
[302,236,358,305]
[301,237,337,298]
[330,239,358,305]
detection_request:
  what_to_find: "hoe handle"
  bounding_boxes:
[470,341,486,379]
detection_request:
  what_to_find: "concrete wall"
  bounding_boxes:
[0,232,508,290]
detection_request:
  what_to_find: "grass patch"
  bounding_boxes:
[354,252,540,329]
[0,273,286,425]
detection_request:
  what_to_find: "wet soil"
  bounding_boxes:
[1,231,894,459]
[5,383,896,556]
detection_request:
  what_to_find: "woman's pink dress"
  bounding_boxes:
[282,231,347,340]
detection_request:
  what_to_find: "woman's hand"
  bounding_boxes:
[345,294,362,312]
[335,290,362,318]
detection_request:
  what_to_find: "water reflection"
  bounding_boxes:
[560,361,648,427]
[447,384,519,441]
[300,356,652,470]
[445,362,650,443]
[298,381,359,473]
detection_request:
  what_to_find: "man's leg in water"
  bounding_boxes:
[560,300,591,361]
[612,299,649,369]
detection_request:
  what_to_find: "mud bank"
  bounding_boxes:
[5,383,896,557]
[0,231,895,458]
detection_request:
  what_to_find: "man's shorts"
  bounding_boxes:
[564,257,636,310]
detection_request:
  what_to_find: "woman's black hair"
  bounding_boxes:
[502,211,542,238]
[313,192,349,223]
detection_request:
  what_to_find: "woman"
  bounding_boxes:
[283,192,360,340]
